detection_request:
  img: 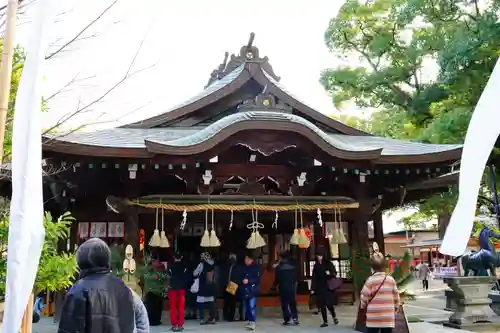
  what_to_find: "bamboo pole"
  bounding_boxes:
[20,293,34,333]
[0,0,18,164]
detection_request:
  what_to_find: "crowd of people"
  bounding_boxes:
[49,238,401,333]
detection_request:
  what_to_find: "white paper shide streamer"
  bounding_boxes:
[440,58,500,256]
[3,1,55,332]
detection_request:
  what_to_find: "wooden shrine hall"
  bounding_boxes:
[40,33,462,302]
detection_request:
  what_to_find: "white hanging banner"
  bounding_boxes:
[441,57,500,256]
[3,1,56,332]
[107,222,125,238]
[78,222,90,239]
[90,222,107,238]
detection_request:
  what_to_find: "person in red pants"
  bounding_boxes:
[167,252,189,331]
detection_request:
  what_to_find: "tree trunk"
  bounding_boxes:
[438,214,451,239]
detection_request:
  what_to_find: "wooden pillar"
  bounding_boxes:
[268,231,276,268]
[352,185,371,297]
[69,220,77,250]
[373,209,385,255]
[438,213,451,239]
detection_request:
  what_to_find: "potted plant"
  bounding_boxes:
[142,254,166,326]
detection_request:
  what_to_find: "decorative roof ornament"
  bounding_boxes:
[237,93,292,113]
[205,32,281,88]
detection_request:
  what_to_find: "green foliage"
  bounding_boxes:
[1,42,25,161]
[35,212,79,293]
[0,204,78,298]
[110,244,126,278]
[322,0,500,220]
[351,248,371,292]
[351,248,415,298]
[391,251,415,299]
[323,0,500,146]
[0,198,10,298]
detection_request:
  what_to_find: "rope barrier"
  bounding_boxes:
[125,200,359,212]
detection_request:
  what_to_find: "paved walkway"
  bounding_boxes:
[29,305,471,333]
[31,316,475,333]
[24,279,484,333]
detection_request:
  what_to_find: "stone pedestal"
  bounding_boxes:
[445,288,457,311]
[443,276,496,329]
[488,291,500,316]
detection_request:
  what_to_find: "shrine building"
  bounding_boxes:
[40,34,461,303]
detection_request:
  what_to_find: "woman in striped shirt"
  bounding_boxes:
[360,252,400,333]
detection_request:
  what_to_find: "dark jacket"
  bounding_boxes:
[274,259,297,294]
[167,261,188,290]
[57,268,135,333]
[240,262,261,299]
[195,259,216,297]
[311,259,337,294]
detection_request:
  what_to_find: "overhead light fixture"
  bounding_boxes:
[313,159,322,166]
[249,154,257,162]
[209,156,218,163]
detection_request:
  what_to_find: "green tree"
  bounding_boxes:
[323,0,500,143]
[322,0,500,233]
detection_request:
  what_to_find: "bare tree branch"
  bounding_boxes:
[45,0,118,60]
[42,35,156,135]
[44,74,95,103]
[43,99,153,144]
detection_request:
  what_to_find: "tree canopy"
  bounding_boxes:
[322,0,500,226]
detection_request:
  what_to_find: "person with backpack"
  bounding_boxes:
[193,252,217,325]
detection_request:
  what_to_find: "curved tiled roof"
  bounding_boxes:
[44,111,462,163]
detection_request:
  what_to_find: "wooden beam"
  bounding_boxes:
[135,194,357,205]
[212,164,294,179]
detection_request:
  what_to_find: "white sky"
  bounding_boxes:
[13,0,366,130]
[12,0,412,232]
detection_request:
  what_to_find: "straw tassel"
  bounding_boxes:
[208,209,221,247]
[290,208,300,245]
[247,208,266,249]
[200,209,211,247]
[148,208,161,247]
[159,208,170,248]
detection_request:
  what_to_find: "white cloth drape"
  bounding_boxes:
[2,1,55,332]
[440,57,500,257]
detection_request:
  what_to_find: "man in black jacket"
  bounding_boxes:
[274,251,299,325]
[57,238,135,333]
